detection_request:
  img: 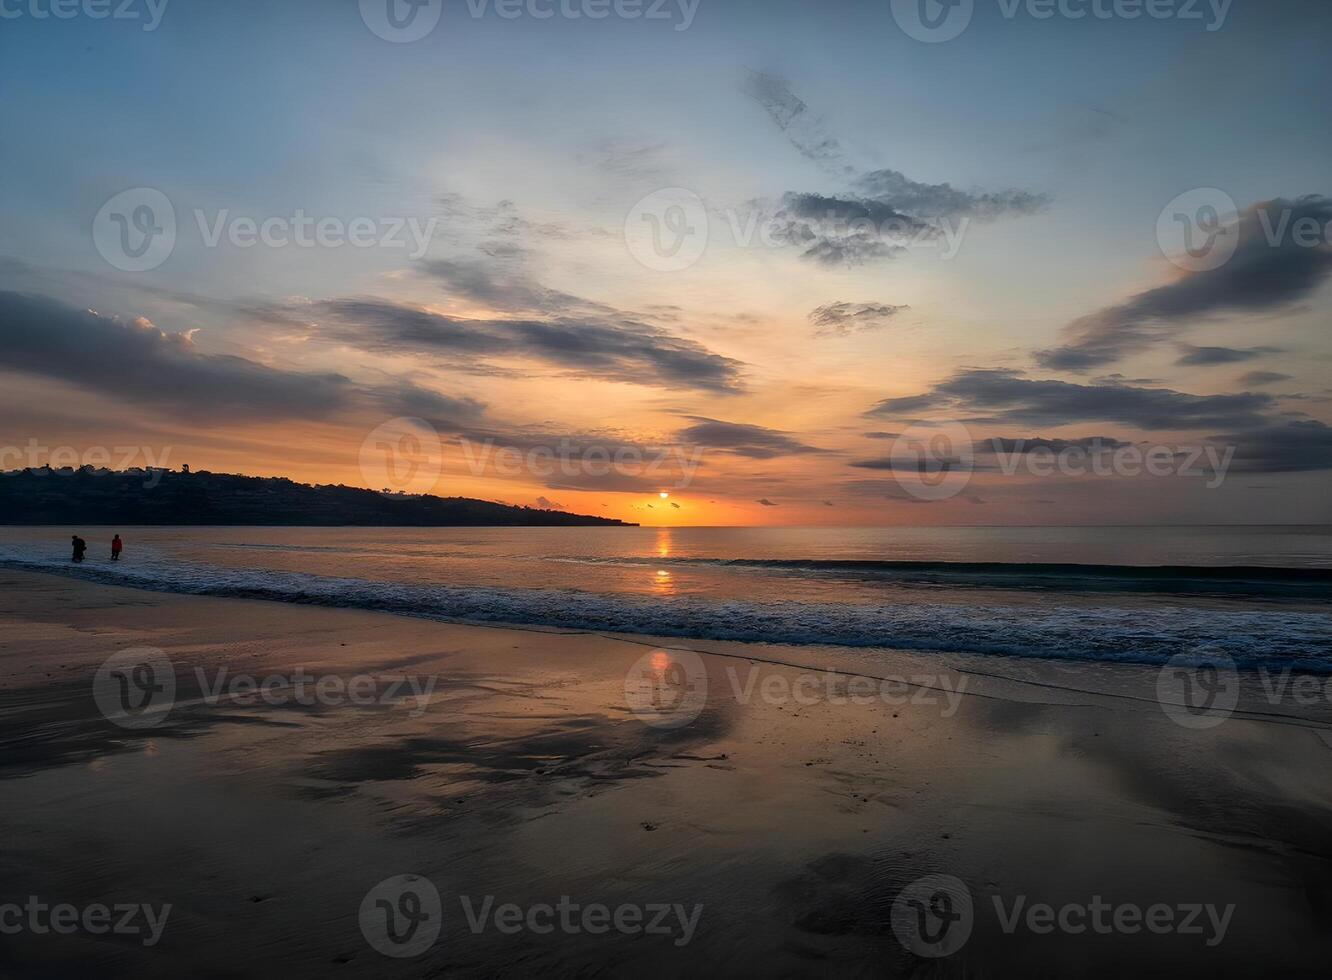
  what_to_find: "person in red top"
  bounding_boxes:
[111,534,123,561]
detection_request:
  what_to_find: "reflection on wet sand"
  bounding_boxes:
[2,569,1331,976]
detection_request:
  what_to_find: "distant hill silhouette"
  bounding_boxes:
[0,467,636,527]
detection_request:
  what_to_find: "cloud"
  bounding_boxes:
[741,70,846,169]
[744,73,1048,266]
[982,436,1131,454]
[419,258,618,317]
[1175,344,1281,366]
[849,455,968,472]
[0,291,481,427]
[851,169,1050,222]
[808,302,909,337]
[866,369,1276,430]
[1206,420,1332,473]
[1236,370,1294,387]
[757,498,777,506]
[837,479,944,504]
[583,139,670,181]
[676,417,824,458]
[308,297,745,394]
[543,471,668,494]
[1037,196,1332,370]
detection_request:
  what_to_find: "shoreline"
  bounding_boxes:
[3,568,1332,974]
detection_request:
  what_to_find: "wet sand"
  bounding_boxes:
[2,568,1331,977]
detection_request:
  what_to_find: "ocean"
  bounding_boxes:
[2,525,1330,670]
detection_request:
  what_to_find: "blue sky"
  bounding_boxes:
[1,0,1329,523]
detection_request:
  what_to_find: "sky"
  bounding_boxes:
[1,0,1330,526]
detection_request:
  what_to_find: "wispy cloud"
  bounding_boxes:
[809,302,909,337]
[1038,196,1332,371]
[867,369,1277,431]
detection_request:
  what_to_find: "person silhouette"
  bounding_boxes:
[111,534,123,561]
[71,535,87,563]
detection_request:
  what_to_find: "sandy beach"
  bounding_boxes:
[2,567,1331,977]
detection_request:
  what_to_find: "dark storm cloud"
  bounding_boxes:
[307,297,744,394]
[808,302,909,337]
[1037,196,1332,371]
[0,290,481,426]
[1206,420,1332,473]
[1175,344,1281,366]
[676,417,824,459]
[866,369,1275,430]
